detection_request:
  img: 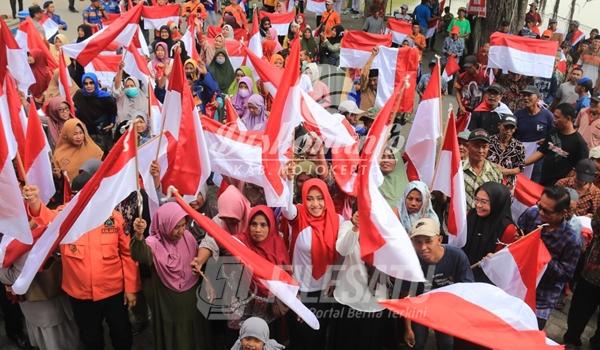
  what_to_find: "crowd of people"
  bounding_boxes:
[1,0,600,350]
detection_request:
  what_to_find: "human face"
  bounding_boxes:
[169,218,186,241]
[249,213,270,243]
[247,103,259,116]
[521,92,538,109]
[303,30,311,39]
[235,69,245,81]
[459,140,468,159]
[296,15,304,24]
[157,0,168,4]
[273,58,284,68]
[483,92,501,108]
[326,3,333,10]
[134,117,147,134]
[47,3,56,13]
[570,69,582,83]
[379,149,397,174]
[306,187,325,217]
[467,140,489,163]
[368,76,378,89]
[83,78,96,93]
[240,336,265,350]
[537,194,564,225]
[160,29,170,40]
[92,0,100,8]
[405,189,423,214]
[155,46,166,59]
[345,113,358,126]
[411,235,442,264]
[54,37,63,48]
[221,217,240,233]
[239,82,249,90]
[590,100,600,114]
[262,21,271,30]
[185,63,196,76]
[498,122,516,140]
[412,24,420,35]
[58,103,71,121]
[592,38,600,51]
[474,189,491,217]
[214,36,224,48]
[458,9,465,18]
[124,79,136,88]
[553,108,572,131]
[223,25,232,36]
[71,125,85,146]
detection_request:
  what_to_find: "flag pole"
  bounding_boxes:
[469,224,548,269]
[133,126,144,218]
[435,54,444,136]
[14,153,27,184]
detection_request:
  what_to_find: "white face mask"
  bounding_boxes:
[216,57,226,65]
[238,88,250,98]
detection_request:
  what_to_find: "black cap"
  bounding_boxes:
[500,114,517,126]
[520,85,540,96]
[484,83,504,95]
[468,128,490,143]
[71,171,93,192]
[576,159,597,183]
[592,95,600,103]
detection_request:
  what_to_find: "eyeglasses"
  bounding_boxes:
[58,107,70,112]
[537,202,556,214]
[474,197,490,206]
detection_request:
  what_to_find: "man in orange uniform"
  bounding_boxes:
[223,0,247,29]
[23,173,139,350]
[181,0,208,21]
[320,0,341,39]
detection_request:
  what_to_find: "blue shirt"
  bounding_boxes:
[514,107,555,142]
[49,13,67,30]
[576,95,591,115]
[101,0,121,14]
[413,4,432,32]
[518,207,582,319]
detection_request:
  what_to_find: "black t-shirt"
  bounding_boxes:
[404,245,474,296]
[539,131,589,185]
[468,111,501,135]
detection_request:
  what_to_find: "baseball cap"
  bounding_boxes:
[457,6,467,12]
[338,100,365,115]
[578,77,594,91]
[468,129,490,143]
[529,2,537,7]
[484,83,504,95]
[400,4,408,10]
[576,159,597,183]
[325,0,333,4]
[450,26,460,35]
[500,114,517,126]
[79,159,101,175]
[571,20,580,27]
[520,85,540,95]
[591,95,600,103]
[410,218,440,238]
[458,130,471,141]
[589,146,600,159]
[549,18,558,24]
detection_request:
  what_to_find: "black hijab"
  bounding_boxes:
[77,24,93,43]
[329,24,345,45]
[260,16,272,38]
[463,182,514,265]
[156,25,174,54]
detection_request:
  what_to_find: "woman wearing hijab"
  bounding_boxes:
[208,49,235,92]
[28,49,53,102]
[231,317,285,350]
[46,34,75,99]
[214,185,252,235]
[300,27,319,60]
[231,77,254,116]
[319,24,344,66]
[260,17,276,39]
[69,25,92,89]
[464,182,519,279]
[281,178,345,350]
[130,203,211,350]
[150,25,175,56]
[222,24,236,41]
[397,181,439,233]
[295,13,307,32]
[379,147,409,208]
[114,71,147,129]
[283,22,299,51]
[184,58,220,112]
[241,94,268,131]
[262,39,282,63]
[270,54,285,68]
[72,72,117,152]
[227,66,258,96]
[304,63,331,108]
[44,97,72,148]
[52,118,103,181]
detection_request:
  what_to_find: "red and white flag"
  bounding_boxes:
[511,173,543,222]
[142,3,180,30]
[305,0,326,13]
[0,17,35,92]
[259,11,295,36]
[0,92,32,245]
[357,86,425,282]
[442,54,460,81]
[488,32,559,79]
[181,16,200,62]
[174,195,319,329]
[57,50,75,115]
[243,46,282,95]
[23,99,55,204]
[381,283,562,349]
[148,85,163,136]
[159,53,211,200]
[432,111,467,248]
[480,228,552,310]
[137,135,168,219]
[225,40,246,71]
[386,19,412,45]
[15,17,58,70]
[123,44,152,86]
[371,46,420,112]
[248,8,263,59]
[570,29,585,46]
[404,64,442,187]
[39,15,60,41]
[339,31,392,69]
[11,126,139,295]
[425,18,438,39]
[300,91,359,194]
[84,54,122,88]
[62,2,143,66]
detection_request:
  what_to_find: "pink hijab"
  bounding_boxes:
[146,202,199,293]
[217,185,251,234]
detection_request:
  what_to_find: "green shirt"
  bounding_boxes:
[448,18,471,37]
[462,159,503,209]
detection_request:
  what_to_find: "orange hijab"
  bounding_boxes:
[53,118,103,181]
